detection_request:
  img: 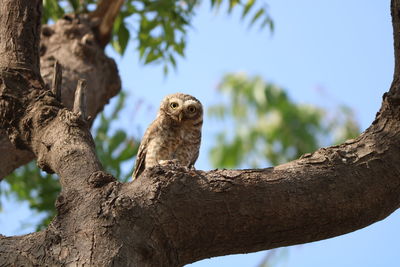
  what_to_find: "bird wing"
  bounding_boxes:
[189,132,202,168]
[132,120,158,179]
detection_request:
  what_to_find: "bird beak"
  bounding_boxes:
[178,112,183,122]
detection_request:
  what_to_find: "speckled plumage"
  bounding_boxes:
[132,93,203,179]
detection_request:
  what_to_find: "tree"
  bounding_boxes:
[0,0,272,180]
[0,0,399,266]
[1,0,273,231]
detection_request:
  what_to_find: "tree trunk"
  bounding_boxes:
[0,1,399,266]
[0,13,121,180]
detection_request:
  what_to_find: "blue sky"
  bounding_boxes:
[1,0,399,266]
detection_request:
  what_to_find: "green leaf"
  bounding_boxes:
[117,21,131,55]
[163,21,175,43]
[145,50,162,64]
[41,0,273,73]
[210,0,224,9]
[260,16,274,31]
[169,54,177,69]
[174,38,186,56]
[242,0,255,19]
[42,0,65,23]
[249,7,265,27]
[228,0,240,14]
[111,39,122,55]
[163,64,169,75]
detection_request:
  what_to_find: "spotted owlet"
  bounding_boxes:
[132,93,203,179]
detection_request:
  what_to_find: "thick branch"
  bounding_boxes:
[0,0,41,73]
[0,1,103,190]
[89,0,125,47]
[0,14,121,180]
[116,98,400,265]
[0,135,33,179]
[1,1,400,267]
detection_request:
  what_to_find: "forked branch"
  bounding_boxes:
[0,0,399,267]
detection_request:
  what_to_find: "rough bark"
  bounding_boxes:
[0,0,400,267]
[0,13,121,180]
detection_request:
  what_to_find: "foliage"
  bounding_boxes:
[208,73,360,168]
[42,0,272,73]
[0,163,60,230]
[1,92,139,230]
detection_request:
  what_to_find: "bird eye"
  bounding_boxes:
[188,106,196,113]
[170,102,179,109]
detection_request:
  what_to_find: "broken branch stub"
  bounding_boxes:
[51,60,62,101]
[73,79,87,120]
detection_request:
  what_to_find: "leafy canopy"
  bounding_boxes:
[42,0,273,73]
[208,73,360,168]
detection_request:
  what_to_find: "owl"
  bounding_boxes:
[132,93,203,179]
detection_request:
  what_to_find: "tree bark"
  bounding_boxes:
[0,13,121,180]
[0,0,400,266]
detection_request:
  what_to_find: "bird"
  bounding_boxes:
[132,93,203,179]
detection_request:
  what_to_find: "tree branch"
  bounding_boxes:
[116,103,400,265]
[0,0,41,73]
[0,1,400,266]
[0,0,102,190]
[0,14,121,180]
[0,136,34,179]
[89,0,125,47]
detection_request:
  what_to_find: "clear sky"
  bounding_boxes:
[1,0,399,266]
